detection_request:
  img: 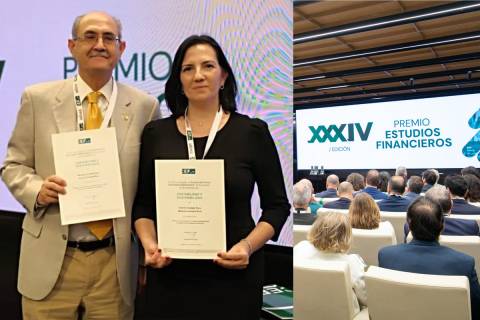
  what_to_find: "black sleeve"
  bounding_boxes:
[251,119,291,241]
[132,121,157,223]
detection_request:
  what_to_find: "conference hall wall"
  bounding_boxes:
[295,92,480,187]
[0,0,293,246]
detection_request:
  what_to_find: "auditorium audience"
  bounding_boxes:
[462,166,480,180]
[445,174,480,215]
[346,172,365,192]
[421,169,438,193]
[379,197,480,320]
[294,212,367,315]
[324,182,353,209]
[403,185,479,239]
[358,170,388,200]
[395,166,408,181]
[378,171,391,193]
[378,176,412,212]
[293,180,317,225]
[316,174,339,198]
[404,175,423,201]
[464,174,480,203]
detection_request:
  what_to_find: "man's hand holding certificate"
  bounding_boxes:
[52,128,125,225]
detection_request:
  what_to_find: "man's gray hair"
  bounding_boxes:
[293,181,312,208]
[71,12,123,39]
[395,166,407,178]
[326,174,339,186]
[425,185,452,214]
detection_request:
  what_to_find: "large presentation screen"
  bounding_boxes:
[0,1,293,245]
[296,92,480,170]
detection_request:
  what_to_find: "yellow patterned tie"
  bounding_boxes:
[84,91,113,239]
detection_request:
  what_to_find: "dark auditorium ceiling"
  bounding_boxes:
[293,0,480,109]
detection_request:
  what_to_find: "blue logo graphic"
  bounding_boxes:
[462,108,480,161]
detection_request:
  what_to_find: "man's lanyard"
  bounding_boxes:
[184,106,223,160]
[72,75,118,131]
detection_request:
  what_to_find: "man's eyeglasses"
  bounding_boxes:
[74,32,121,46]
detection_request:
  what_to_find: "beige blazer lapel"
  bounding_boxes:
[111,85,134,152]
[52,78,76,133]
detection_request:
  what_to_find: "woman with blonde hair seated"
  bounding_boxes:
[294,211,367,313]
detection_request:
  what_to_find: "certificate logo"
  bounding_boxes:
[78,138,92,145]
[182,168,196,174]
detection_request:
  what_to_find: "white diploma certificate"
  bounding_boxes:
[155,159,226,259]
[52,128,125,225]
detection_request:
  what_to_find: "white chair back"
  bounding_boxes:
[380,211,406,244]
[365,266,471,320]
[317,207,349,215]
[449,214,480,228]
[294,260,368,320]
[320,197,339,204]
[439,235,480,276]
[350,221,396,266]
[293,224,310,246]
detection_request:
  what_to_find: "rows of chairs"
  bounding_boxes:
[293,210,480,319]
[294,260,472,320]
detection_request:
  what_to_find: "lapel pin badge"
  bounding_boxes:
[122,112,129,121]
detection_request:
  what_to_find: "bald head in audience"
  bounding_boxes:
[388,176,405,195]
[365,170,380,188]
[325,174,339,190]
[407,197,444,242]
[338,181,354,200]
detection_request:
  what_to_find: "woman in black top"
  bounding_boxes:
[132,35,290,319]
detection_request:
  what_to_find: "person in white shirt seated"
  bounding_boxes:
[294,211,368,314]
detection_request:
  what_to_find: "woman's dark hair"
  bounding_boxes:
[165,35,237,117]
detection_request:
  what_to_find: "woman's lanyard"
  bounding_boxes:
[184,106,223,160]
[72,74,118,131]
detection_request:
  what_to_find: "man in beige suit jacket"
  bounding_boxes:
[1,11,159,320]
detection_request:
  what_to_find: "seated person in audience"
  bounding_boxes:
[294,211,367,314]
[464,174,480,204]
[378,176,412,212]
[293,180,317,225]
[395,166,408,181]
[378,171,391,193]
[404,175,423,201]
[379,197,480,320]
[324,181,353,209]
[346,172,365,192]
[316,174,339,198]
[421,169,438,193]
[349,192,389,230]
[358,169,388,200]
[299,178,322,214]
[445,174,480,215]
[462,166,480,180]
[404,185,479,240]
